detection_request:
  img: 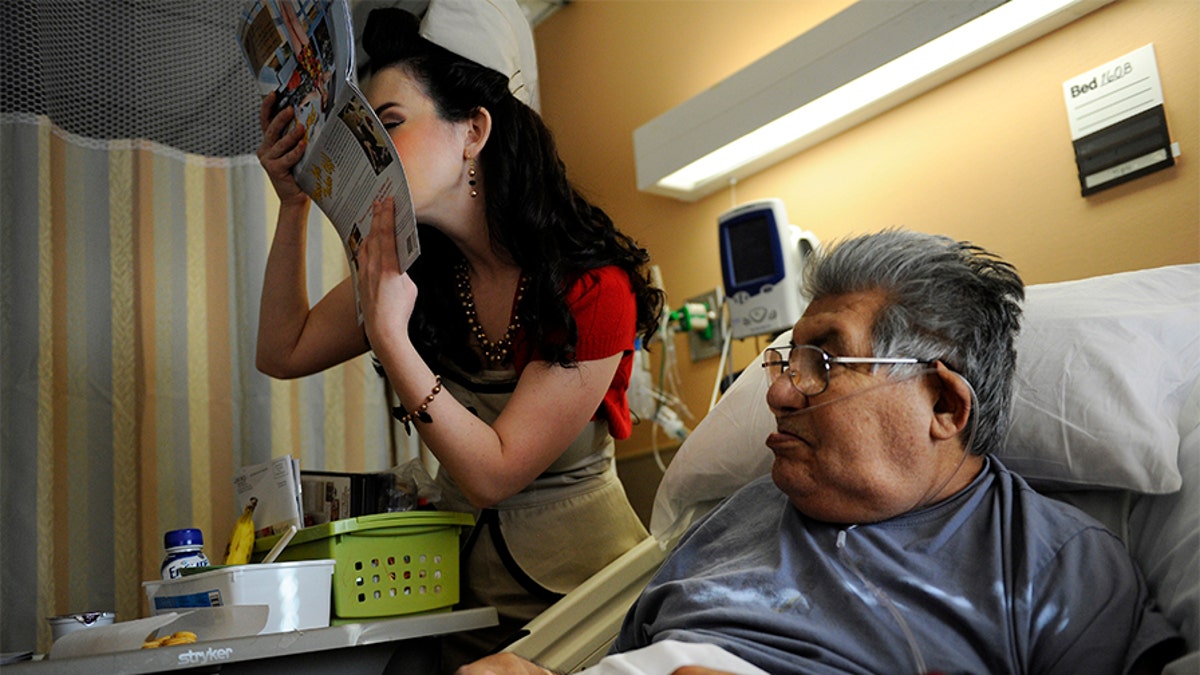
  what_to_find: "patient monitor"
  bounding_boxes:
[718,199,817,339]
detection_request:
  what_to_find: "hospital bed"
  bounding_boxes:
[507,263,1200,673]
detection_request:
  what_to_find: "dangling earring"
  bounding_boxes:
[467,158,478,199]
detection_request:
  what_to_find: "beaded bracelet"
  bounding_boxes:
[392,375,442,434]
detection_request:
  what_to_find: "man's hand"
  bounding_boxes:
[455,652,555,675]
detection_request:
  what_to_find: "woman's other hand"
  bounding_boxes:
[356,196,417,352]
[256,92,309,208]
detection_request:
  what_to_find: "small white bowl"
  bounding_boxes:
[46,612,116,642]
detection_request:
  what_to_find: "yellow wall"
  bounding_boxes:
[533,0,1200,457]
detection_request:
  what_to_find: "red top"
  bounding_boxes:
[513,266,637,439]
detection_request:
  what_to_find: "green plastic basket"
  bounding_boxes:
[252,511,474,621]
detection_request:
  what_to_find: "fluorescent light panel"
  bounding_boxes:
[634,0,1114,201]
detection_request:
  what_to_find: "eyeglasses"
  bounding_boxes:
[762,344,933,397]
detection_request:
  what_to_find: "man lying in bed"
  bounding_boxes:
[459,230,1183,675]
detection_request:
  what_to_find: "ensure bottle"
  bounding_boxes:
[161,528,211,580]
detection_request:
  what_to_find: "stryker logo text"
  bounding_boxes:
[177,647,233,666]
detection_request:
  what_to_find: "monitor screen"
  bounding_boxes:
[724,214,779,287]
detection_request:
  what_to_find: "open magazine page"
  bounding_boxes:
[300,89,420,275]
[237,0,419,312]
[238,0,349,147]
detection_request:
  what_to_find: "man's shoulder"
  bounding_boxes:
[986,455,1123,542]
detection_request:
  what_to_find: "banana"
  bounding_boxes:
[142,630,199,649]
[223,497,258,565]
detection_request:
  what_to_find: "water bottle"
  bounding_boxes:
[161,528,211,580]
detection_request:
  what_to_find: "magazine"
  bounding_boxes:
[231,455,303,538]
[237,0,419,318]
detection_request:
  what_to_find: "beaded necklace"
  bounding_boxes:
[454,261,527,368]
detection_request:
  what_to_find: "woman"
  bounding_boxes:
[255,0,663,667]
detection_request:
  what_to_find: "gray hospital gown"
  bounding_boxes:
[615,457,1181,674]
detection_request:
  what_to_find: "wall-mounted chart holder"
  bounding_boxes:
[1072,105,1174,196]
[1062,44,1179,196]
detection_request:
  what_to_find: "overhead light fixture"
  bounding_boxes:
[633,0,1115,202]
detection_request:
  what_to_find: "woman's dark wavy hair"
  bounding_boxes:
[361,8,664,370]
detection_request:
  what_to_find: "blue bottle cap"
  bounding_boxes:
[164,528,204,548]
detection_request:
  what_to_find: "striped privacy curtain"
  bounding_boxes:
[1,0,424,654]
[0,116,413,654]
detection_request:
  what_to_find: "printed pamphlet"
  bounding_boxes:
[232,455,303,538]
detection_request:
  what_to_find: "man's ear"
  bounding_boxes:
[930,362,972,442]
[464,106,492,159]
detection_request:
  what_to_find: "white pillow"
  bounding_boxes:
[1000,264,1200,493]
[650,264,1200,540]
[649,332,784,541]
[1128,378,1200,654]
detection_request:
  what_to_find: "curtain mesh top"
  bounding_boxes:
[3,0,265,157]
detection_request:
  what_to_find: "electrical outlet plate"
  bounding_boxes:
[686,289,725,362]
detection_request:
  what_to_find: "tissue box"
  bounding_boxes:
[142,559,334,634]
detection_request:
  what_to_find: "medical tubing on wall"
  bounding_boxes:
[641,300,693,473]
[709,304,733,412]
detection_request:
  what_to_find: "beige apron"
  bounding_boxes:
[433,361,648,669]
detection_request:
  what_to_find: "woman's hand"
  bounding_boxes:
[256,92,309,208]
[356,196,417,352]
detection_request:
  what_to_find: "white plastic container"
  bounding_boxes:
[142,560,335,634]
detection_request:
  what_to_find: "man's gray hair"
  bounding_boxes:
[805,229,1024,455]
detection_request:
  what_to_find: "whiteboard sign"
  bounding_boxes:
[1063,44,1163,140]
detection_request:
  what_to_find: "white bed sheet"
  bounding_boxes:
[578,640,768,675]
